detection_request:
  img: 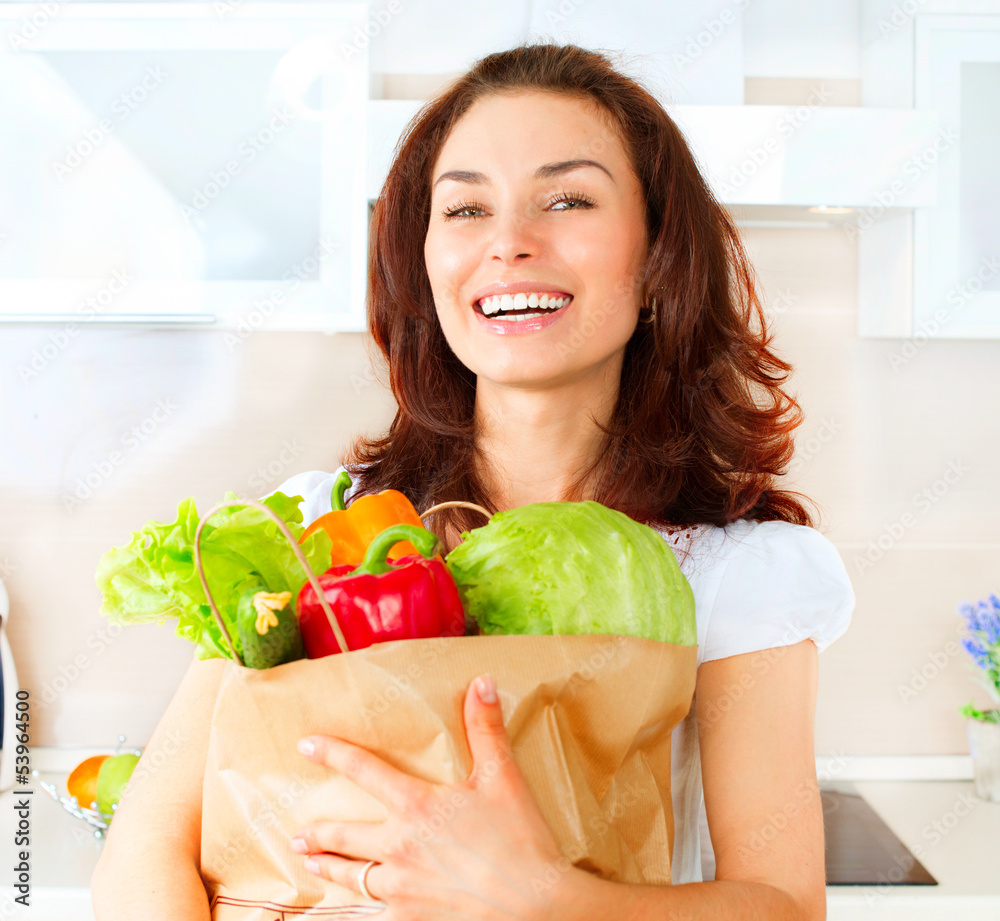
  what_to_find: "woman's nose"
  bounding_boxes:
[488,211,541,263]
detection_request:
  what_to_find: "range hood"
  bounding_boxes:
[367,99,939,210]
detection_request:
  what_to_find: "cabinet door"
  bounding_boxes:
[913,16,1000,338]
[0,3,370,332]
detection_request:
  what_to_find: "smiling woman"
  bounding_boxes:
[91,41,853,921]
[351,43,813,547]
[331,42,851,918]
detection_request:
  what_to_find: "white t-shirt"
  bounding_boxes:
[276,467,855,886]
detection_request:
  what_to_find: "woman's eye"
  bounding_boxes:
[548,191,596,211]
[441,192,594,220]
[442,202,486,219]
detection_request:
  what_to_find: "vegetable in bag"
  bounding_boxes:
[299,469,427,566]
[444,500,696,645]
[297,524,467,657]
[95,491,332,663]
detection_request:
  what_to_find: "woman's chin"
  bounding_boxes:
[472,362,594,392]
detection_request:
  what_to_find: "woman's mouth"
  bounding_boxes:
[474,291,573,322]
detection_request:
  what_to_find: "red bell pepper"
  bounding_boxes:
[297,524,467,658]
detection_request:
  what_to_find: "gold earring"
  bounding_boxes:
[639,297,657,323]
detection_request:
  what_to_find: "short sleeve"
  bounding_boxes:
[697,519,855,665]
[268,465,362,527]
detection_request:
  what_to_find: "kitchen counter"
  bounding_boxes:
[1,759,998,920]
[1,768,103,920]
[827,780,1000,921]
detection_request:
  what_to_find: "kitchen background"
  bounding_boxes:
[0,0,998,764]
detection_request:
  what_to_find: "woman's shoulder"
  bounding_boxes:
[652,517,845,578]
[650,518,855,664]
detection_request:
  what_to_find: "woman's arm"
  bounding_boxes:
[696,638,826,916]
[90,655,226,921]
[555,639,826,920]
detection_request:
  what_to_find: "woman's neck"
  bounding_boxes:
[472,373,620,512]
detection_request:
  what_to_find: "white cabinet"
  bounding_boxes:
[860,10,1000,338]
[0,3,369,332]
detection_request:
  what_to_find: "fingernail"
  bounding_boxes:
[305,857,320,874]
[297,738,315,756]
[476,674,497,703]
[290,837,308,853]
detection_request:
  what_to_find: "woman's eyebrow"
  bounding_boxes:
[432,159,615,188]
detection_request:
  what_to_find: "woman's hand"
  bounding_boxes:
[291,674,575,921]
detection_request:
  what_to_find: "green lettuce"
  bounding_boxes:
[444,501,696,645]
[95,492,333,660]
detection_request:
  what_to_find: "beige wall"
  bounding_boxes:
[745,225,1000,756]
[4,221,998,754]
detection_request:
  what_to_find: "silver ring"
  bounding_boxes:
[356,859,378,900]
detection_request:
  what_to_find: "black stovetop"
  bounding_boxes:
[821,785,937,886]
[699,782,938,885]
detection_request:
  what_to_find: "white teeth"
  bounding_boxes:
[493,311,550,321]
[477,293,572,315]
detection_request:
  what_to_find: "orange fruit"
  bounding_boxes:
[66,755,109,810]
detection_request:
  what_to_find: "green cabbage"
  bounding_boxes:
[444,501,696,645]
[95,492,332,660]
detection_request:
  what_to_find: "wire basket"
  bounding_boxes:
[38,774,112,836]
[37,736,142,838]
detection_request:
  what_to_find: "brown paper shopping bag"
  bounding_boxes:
[191,498,697,920]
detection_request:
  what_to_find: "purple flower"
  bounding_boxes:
[962,636,991,669]
[984,595,1000,644]
[959,596,1000,645]
[957,594,1000,715]
[958,594,1000,669]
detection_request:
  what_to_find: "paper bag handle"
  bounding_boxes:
[419,500,491,522]
[193,498,351,666]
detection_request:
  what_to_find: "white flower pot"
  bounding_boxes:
[967,715,1000,802]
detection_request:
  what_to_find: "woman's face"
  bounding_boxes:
[424,91,648,391]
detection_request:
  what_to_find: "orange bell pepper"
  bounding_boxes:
[299,470,426,566]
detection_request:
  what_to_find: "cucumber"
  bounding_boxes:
[236,587,304,669]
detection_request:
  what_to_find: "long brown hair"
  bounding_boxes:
[346,42,818,538]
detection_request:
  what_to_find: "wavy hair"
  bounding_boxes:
[345,42,818,539]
